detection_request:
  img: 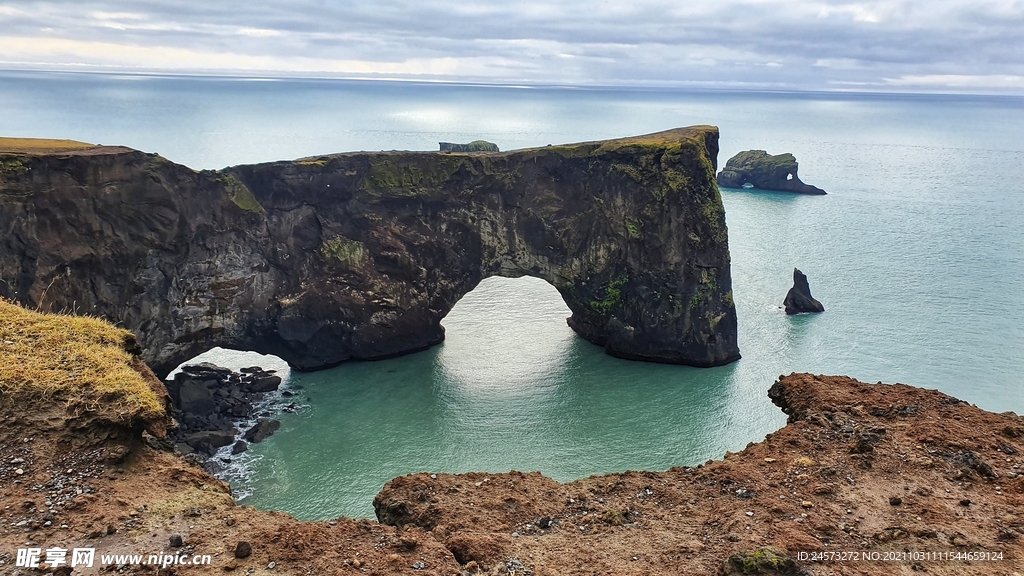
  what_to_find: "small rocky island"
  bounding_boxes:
[438,140,499,152]
[783,268,825,314]
[717,149,826,194]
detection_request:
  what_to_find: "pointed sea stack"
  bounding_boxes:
[783,268,824,315]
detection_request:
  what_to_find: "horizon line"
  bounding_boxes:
[3,65,1024,100]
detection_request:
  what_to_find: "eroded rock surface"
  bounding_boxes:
[0,127,739,376]
[717,150,826,194]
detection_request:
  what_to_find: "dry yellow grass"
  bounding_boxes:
[0,298,164,422]
[0,137,96,154]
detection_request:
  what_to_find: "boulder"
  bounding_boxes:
[783,269,824,315]
[717,150,825,194]
[244,419,281,444]
[184,430,236,455]
[173,375,218,416]
[248,374,282,393]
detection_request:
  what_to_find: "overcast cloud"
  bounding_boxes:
[1,0,1023,92]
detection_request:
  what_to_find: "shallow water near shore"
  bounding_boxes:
[3,71,1023,519]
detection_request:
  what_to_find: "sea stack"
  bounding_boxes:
[783,268,824,315]
[717,150,826,194]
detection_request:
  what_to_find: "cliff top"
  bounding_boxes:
[291,126,718,164]
[0,299,165,425]
[0,137,97,154]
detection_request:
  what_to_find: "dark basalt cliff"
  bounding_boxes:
[0,127,739,377]
[717,149,826,194]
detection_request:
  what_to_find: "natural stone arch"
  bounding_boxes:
[0,127,739,377]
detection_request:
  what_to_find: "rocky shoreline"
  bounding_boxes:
[165,362,295,469]
[3,369,1022,575]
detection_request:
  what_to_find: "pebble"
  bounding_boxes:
[745,511,754,517]
[268,561,276,569]
[235,541,252,559]
[801,501,813,508]
[14,468,23,475]
[169,535,184,547]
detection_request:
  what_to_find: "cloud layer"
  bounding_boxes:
[1,1,1023,92]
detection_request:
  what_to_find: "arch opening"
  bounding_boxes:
[437,276,576,391]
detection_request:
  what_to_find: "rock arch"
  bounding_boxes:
[0,127,739,377]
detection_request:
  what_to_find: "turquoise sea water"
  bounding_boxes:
[3,71,1023,520]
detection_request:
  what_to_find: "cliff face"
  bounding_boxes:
[0,127,739,376]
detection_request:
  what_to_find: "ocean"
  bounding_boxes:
[3,70,1022,519]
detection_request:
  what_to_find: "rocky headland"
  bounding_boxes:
[717,150,826,195]
[1,300,1021,575]
[0,128,739,377]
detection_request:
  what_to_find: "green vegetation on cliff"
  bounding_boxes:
[0,299,165,423]
[591,276,628,314]
[217,173,264,213]
[322,235,365,267]
[360,155,466,196]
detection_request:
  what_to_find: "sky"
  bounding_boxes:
[1,1,1023,93]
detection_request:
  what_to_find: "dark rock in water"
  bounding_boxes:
[185,430,236,455]
[0,126,738,373]
[232,440,248,454]
[249,374,282,393]
[172,375,218,416]
[183,362,233,377]
[244,419,281,444]
[439,140,499,152]
[784,269,824,315]
[717,150,826,195]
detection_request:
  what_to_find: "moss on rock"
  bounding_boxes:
[322,235,365,267]
[217,173,264,213]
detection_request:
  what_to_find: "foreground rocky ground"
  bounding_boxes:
[2,370,1022,575]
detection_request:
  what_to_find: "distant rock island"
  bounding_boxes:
[717,150,826,194]
[783,268,825,314]
[439,140,499,152]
